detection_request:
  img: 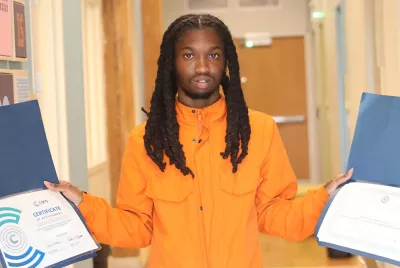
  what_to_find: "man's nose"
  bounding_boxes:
[195,56,210,74]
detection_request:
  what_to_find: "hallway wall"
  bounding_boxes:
[162,0,309,37]
[312,1,400,265]
[30,0,91,267]
[313,0,400,180]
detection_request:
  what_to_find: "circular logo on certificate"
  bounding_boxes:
[381,196,389,203]
[0,226,28,254]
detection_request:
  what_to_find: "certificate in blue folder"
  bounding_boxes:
[315,92,400,266]
[0,100,98,267]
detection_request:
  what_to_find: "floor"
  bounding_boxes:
[108,256,143,268]
[106,234,367,268]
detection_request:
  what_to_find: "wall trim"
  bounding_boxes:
[132,0,146,126]
[305,32,320,183]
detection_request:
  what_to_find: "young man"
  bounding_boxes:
[45,14,353,268]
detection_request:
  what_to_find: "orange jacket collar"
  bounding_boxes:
[175,95,227,126]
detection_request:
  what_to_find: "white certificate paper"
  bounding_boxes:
[317,182,400,262]
[0,189,98,268]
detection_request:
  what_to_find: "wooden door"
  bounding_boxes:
[236,37,309,180]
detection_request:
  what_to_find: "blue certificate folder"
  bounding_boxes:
[315,92,400,266]
[0,100,97,267]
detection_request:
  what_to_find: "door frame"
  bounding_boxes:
[335,1,350,173]
[304,32,320,183]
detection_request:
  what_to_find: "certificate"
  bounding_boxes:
[0,189,99,268]
[317,182,400,263]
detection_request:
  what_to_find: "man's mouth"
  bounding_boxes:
[194,79,211,88]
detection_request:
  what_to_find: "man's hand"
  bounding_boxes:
[44,180,84,206]
[325,168,354,195]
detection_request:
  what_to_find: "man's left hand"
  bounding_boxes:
[325,168,354,195]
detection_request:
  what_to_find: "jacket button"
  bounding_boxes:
[200,206,203,211]
[192,138,196,142]
[192,110,195,113]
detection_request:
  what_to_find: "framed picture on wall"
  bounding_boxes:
[186,0,228,10]
[13,0,26,59]
[239,0,279,7]
[0,0,13,59]
[0,71,14,106]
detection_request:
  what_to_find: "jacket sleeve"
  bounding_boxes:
[255,118,329,242]
[78,130,153,248]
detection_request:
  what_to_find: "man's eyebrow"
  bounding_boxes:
[210,46,223,50]
[181,46,194,51]
[180,45,223,51]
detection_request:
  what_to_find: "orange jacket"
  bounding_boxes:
[78,97,329,268]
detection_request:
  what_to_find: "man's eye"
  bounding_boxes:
[184,53,194,59]
[210,53,220,59]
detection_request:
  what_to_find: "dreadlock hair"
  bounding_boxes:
[142,14,251,178]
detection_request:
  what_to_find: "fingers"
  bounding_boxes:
[336,168,354,185]
[44,180,73,192]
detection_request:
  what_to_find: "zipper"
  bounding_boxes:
[197,111,203,138]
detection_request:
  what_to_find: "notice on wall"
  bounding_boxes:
[13,69,29,103]
[13,1,26,58]
[0,0,12,57]
[15,76,29,102]
[0,73,14,106]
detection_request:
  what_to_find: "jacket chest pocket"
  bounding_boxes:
[220,167,260,196]
[145,173,194,202]
[145,173,194,234]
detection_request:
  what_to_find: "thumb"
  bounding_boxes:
[44,181,71,192]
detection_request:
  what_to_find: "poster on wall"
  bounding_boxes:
[0,72,14,106]
[13,0,26,58]
[0,0,12,57]
[187,0,227,9]
[12,69,29,103]
[239,0,279,7]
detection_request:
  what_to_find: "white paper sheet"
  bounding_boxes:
[318,182,400,261]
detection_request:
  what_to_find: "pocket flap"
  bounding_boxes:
[145,173,194,202]
[220,168,260,195]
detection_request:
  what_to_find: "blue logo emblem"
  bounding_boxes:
[0,207,45,267]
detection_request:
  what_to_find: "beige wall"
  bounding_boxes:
[163,0,309,37]
[314,0,400,265]
[379,0,400,97]
[313,0,371,178]
[316,0,400,177]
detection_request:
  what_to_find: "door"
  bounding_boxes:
[236,37,310,180]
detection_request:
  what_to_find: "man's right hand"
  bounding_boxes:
[44,180,84,206]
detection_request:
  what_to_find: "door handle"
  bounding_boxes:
[272,115,305,124]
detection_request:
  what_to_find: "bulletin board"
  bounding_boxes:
[0,0,27,62]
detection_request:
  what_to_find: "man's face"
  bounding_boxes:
[175,27,226,100]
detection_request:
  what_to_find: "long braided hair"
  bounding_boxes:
[142,14,251,177]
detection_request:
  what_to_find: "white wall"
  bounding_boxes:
[163,0,309,37]
[312,1,400,265]
[30,0,91,267]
